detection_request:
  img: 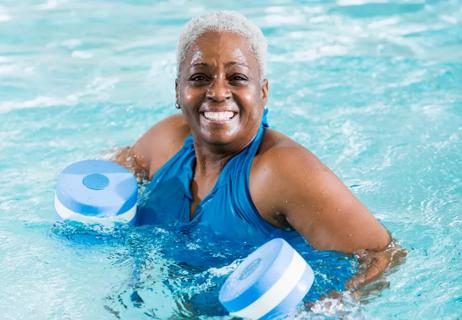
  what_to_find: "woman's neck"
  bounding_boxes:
[192,143,235,177]
[192,126,260,177]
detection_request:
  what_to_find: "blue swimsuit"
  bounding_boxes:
[136,114,357,297]
[136,111,301,245]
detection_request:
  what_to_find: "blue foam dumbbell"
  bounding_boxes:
[219,238,314,319]
[55,160,137,226]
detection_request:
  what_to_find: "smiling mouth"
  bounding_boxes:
[201,111,238,122]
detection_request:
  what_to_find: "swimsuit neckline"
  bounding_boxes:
[186,124,266,222]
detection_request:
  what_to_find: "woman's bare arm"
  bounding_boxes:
[252,142,406,290]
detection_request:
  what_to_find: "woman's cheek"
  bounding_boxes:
[182,87,203,105]
[179,88,194,106]
[246,93,256,105]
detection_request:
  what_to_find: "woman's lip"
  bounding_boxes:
[199,110,239,114]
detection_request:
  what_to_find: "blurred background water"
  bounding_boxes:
[0,0,461,319]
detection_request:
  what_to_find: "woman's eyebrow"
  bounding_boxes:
[190,62,209,68]
[225,61,249,68]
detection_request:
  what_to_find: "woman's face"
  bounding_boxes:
[176,31,268,151]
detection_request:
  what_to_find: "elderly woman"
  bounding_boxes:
[116,11,402,290]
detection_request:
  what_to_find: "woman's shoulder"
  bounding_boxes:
[132,113,190,178]
[250,129,325,227]
[253,128,326,189]
[256,128,319,165]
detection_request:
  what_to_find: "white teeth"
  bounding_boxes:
[203,111,235,121]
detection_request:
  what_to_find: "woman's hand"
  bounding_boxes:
[347,239,407,292]
[112,146,149,182]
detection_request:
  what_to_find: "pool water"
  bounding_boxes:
[1,0,461,319]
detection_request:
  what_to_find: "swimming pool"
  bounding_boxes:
[1,0,461,319]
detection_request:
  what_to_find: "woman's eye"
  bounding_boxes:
[189,74,208,82]
[230,74,248,82]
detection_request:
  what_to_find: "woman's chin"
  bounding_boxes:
[196,121,241,146]
[200,130,239,146]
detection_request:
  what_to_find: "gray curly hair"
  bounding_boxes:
[176,11,267,79]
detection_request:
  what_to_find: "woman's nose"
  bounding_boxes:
[206,77,231,102]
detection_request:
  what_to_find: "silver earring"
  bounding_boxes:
[175,102,181,109]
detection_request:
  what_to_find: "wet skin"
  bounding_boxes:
[116,31,405,292]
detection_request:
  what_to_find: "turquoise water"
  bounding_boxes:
[1,0,461,319]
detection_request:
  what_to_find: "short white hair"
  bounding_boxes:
[176,11,267,79]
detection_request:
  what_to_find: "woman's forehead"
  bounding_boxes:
[183,31,259,70]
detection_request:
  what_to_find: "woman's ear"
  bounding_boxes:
[261,79,269,106]
[175,79,179,103]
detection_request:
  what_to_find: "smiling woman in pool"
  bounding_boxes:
[116,11,403,290]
